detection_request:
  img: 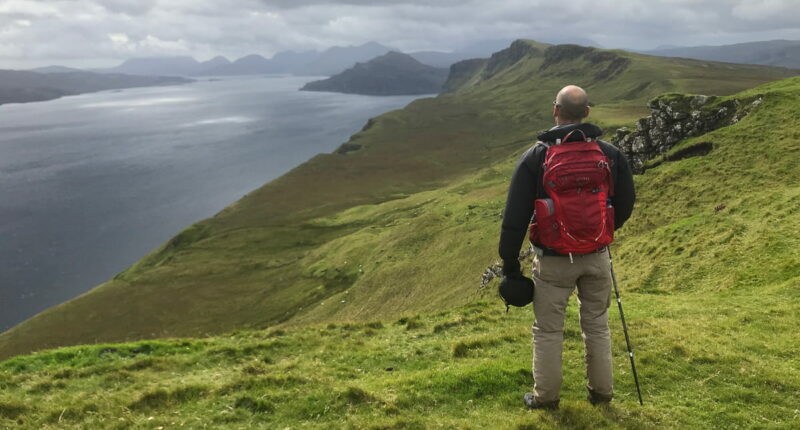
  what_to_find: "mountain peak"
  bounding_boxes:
[302,49,448,95]
[120,56,198,65]
[207,55,230,63]
[369,51,425,67]
[105,56,201,76]
[200,56,231,67]
[236,54,267,62]
[359,41,392,49]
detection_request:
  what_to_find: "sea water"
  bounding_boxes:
[0,75,426,331]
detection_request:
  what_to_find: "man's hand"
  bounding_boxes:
[499,268,535,308]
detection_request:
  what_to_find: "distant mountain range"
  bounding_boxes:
[0,70,191,105]
[34,41,518,79]
[18,39,799,106]
[645,39,800,68]
[29,38,800,83]
[8,41,494,105]
[301,51,449,95]
[90,42,399,77]
[95,56,229,76]
[31,65,84,74]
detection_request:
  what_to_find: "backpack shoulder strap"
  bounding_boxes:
[534,141,552,168]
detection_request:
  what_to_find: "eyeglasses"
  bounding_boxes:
[553,100,590,107]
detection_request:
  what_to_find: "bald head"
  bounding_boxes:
[554,85,590,124]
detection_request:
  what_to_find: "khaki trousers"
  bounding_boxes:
[531,248,613,402]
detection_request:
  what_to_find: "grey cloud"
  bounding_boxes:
[97,0,158,16]
[256,0,467,8]
[1,0,799,69]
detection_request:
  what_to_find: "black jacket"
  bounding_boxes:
[499,122,636,274]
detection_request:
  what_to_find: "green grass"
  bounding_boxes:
[1,286,797,428]
[0,41,800,428]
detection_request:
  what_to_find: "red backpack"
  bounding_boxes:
[529,130,615,256]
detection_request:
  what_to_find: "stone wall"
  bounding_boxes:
[612,93,763,173]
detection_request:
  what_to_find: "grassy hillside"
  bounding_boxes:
[1,263,798,429]
[0,40,797,360]
[1,264,798,427]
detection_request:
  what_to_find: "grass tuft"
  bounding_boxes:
[0,401,28,419]
[234,396,274,414]
[128,385,209,411]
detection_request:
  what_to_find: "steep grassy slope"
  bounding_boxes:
[0,41,797,360]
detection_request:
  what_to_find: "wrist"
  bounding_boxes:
[503,259,521,276]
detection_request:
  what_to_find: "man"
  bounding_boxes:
[499,85,635,409]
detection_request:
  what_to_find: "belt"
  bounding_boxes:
[535,245,607,257]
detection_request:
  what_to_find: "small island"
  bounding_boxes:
[0,70,192,106]
[301,51,449,95]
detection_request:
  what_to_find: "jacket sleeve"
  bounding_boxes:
[498,147,539,273]
[612,150,636,229]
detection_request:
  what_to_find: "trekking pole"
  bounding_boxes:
[608,246,644,405]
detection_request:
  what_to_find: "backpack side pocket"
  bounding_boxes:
[534,198,560,246]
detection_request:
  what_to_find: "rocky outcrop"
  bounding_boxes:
[482,39,542,79]
[613,93,764,173]
[335,117,377,154]
[441,58,488,93]
[539,44,596,70]
[588,52,631,81]
[538,45,631,81]
[442,39,543,93]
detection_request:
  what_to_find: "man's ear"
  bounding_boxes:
[584,106,591,118]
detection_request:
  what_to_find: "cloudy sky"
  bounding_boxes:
[2,0,800,69]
